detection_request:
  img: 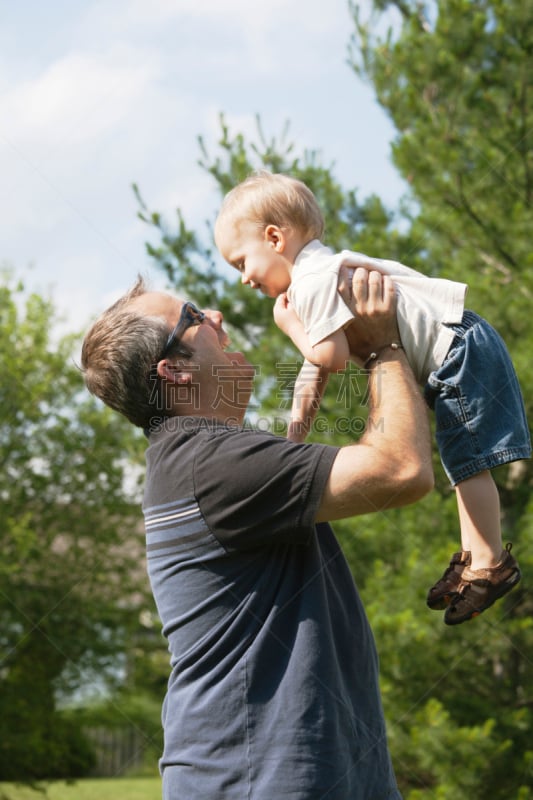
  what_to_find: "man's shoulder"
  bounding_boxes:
[146,416,299,459]
[147,415,244,441]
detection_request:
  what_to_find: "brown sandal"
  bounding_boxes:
[426,550,471,610]
[444,543,521,626]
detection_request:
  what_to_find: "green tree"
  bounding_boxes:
[350,1,533,794]
[133,1,533,794]
[351,0,533,333]
[0,275,152,780]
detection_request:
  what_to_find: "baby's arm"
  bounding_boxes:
[287,361,329,443]
[273,294,351,371]
[273,294,348,443]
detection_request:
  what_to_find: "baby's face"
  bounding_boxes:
[215,219,292,298]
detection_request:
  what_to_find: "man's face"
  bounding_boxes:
[131,292,255,417]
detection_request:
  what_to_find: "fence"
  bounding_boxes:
[86,727,148,777]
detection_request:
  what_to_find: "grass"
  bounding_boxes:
[0,777,161,800]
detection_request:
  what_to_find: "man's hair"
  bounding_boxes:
[81,276,177,429]
[216,171,325,241]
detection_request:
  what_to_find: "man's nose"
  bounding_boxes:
[203,309,224,329]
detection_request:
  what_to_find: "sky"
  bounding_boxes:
[0,0,406,334]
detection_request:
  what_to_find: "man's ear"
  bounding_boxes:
[157,360,194,385]
[264,224,286,252]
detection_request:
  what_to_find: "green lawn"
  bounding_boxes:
[0,777,161,800]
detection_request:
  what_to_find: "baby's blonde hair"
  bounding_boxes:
[216,171,325,241]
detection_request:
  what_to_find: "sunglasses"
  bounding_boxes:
[160,302,205,359]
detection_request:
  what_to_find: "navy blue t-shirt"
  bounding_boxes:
[143,417,401,799]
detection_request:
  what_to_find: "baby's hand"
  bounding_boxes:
[273,293,300,335]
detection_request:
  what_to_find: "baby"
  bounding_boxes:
[214,170,531,626]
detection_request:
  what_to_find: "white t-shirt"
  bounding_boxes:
[287,240,467,383]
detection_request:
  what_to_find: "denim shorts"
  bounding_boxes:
[424,310,531,485]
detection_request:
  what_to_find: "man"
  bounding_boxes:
[81,268,432,799]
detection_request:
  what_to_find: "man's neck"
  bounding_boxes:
[174,404,247,427]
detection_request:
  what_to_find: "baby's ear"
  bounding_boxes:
[265,224,285,251]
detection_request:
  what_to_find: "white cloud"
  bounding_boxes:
[0,0,404,335]
[1,44,161,155]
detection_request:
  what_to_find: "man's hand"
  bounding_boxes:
[338,266,400,363]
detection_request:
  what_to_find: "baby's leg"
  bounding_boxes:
[455,470,502,569]
[427,469,511,614]
[443,469,521,625]
[425,313,527,622]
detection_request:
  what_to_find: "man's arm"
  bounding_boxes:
[316,268,433,521]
